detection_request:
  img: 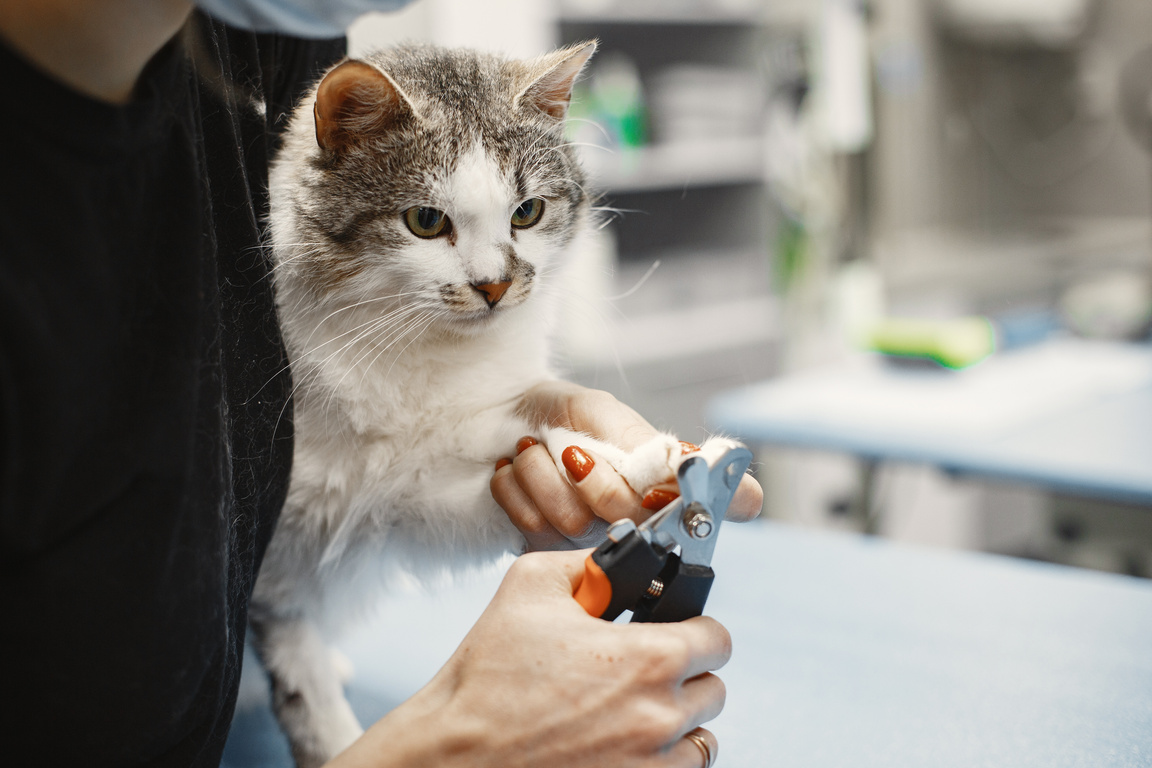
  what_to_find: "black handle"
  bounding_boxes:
[591,531,666,621]
[631,553,715,623]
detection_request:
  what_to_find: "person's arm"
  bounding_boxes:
[0,0,192,104]
[327,549,727,768]
[493,381,763,549]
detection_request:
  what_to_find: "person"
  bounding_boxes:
[0,1,762,766]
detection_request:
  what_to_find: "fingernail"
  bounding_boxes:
[680,441,700,455]
[495,457,512,470]
[562,445,594,481]
[516,436,538,455]
[641,488,679,511]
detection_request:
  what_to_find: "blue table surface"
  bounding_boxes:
[707,341,1152,504]
[225,523,1152,767]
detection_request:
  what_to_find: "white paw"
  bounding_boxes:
[539,427,744,498]
[613,433,681,494]
[695,436,744,467]
[617,435,746,497]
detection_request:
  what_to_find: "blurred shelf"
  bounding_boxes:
[559,7,760,26]
[558,1,812,27]
[873,217,1152,312]
[579,136,766,194]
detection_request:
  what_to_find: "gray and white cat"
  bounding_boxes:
[255,42,735,767]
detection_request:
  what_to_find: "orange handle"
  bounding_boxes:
[573,554,613,617]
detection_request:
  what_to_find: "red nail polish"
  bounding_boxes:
[680,441,700,455]
[641,488,679,511]
[516,436,538,455]
[562,445,594,481]
[495,457,512,470]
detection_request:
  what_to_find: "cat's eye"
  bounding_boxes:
[404,206,450,238]
[511,198,545,229]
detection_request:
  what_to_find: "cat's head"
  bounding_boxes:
[272,42,596,338]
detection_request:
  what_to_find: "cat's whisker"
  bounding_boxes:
[561,140,610,152]
[380,309,442,380]
[338,307,439,398]
[287,302,439,420]
[345,308,433,373]
[304,310,424,375]
[247,298,416,407]
[265,243,335,274]
[541,288,631,386]
[315,302,438,377]
[590,204,637,217]
[606,260,661,302]
[563,117,614,145]
[301,291,434,345]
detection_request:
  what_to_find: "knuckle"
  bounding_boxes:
[632,702,684,749]
[590,482,628,513]
[553,509,591,539]
[517,513,552,536]
[637,635,692,682]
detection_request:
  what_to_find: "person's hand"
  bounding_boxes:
[328,549,729,768]
[492,381,762,550]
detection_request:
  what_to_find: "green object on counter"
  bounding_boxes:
[866,316,996,369]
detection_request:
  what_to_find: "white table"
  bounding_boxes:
[224,521,1152,767]
[707,338,1152,505]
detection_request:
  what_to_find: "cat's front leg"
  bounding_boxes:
[250,612,364,768]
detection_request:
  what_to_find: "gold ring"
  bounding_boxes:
[685,731,714,768]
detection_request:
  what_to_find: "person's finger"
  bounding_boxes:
[560,445,647,523]
[727,473,764,522]
[678,673,727,731]
[503,548,595,603]
[662,727,719,768]
[519,382,660,451]
[490,458,571,551]
[659,616,733,680]
[511,439,602,541]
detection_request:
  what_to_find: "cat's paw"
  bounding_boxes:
[613,433,682,494]
[617,435,745,496]
[540,427,743,499]
[693,436,745,466]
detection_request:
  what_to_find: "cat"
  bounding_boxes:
[253,41,736,767]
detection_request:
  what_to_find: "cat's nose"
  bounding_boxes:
[471,280,512,308]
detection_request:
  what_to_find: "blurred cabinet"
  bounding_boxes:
[552,2,792,435]
[558,3,773,259]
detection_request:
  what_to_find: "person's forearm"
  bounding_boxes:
[0,0,192,104]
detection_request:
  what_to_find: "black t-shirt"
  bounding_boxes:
[0,14,344,766]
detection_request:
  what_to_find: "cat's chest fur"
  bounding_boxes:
[279,299,553,561]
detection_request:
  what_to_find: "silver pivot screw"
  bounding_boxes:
[683,503,714,539]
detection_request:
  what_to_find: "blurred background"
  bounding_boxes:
[349,0,1152,577]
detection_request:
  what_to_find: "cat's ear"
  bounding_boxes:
[516,40,597,120]
[313,59,416,153]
